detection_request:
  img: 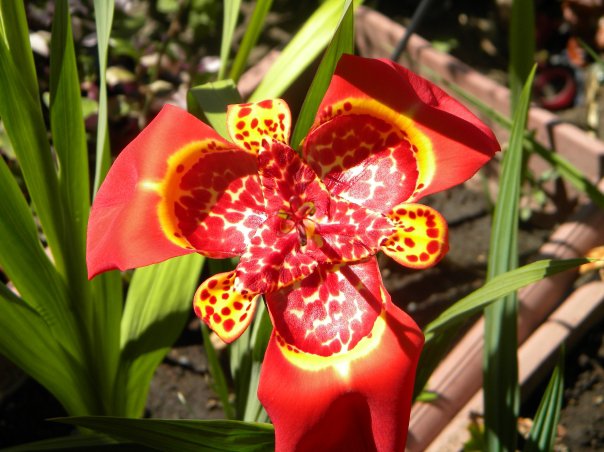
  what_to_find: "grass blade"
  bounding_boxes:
[416,258,585,399]
[0,144,81,357]
[119,254,205,417]
[0,284,92,416]
[508,0,535,110]
[201,323,235,419]
[0,1,37,100]
[218,0,242,80]
[56,417,275,452]
[483,66,536,452]
[228,0,273,82]
[92,0,115,192]
[250,0,360,101]
[523,350,564,452]
[290,0,354,149]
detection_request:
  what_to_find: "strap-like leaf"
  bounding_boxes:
[290,0,354,149]
[228,0,273,82]
[0,151,81,357]
[92,0,115,192]
[119,253,205,417]
[483,65,536,451]
[250,0,361,101]
[0,285,93,416]
[218,0,242,81]
[55,417,275,452]
[523,350,564,452]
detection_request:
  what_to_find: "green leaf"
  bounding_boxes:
[119,254,205,417]
[0,151,81,357]
[201,323,235,419]
[523,350,564,452]
[423,258,587,343]
[1,433,132,451]
[218,0,242,80]
[0,284,93,416]
[250,0,360,101]
[483,65,535,452]
[187,79,242,139]
[228,0,273,82]
[0,1,37,100]
[416,258,586,399]
[56,417,275,452]
[509,0,535,110]
[290,0,354,149]
[92,0,115,192]
[0,19,68,276]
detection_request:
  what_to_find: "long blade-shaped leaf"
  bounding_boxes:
[290,0,354,149]
[416,258,585,398]
[0,150,81,357]
[228,0,273,82]
[423,258,587,342]
[523,350,564,452]
[0,15,68,276]
[0,284,93,416]
[483,66,536,452]
[250,0,360,101]
[1,433,130,451]
[218,0,242,80]
[0,1,37,99]
[56,417,275,452]
[508,0,535,110]
[119,254,205,417]
[92,0,115,192]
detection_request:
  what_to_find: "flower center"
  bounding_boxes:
[277,196,316,246]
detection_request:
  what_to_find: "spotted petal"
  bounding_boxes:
[234,140,392,293]
[259,259,424,451]
[382,203,449,269]
[304,54,500,214]
[193,271,260,343]
[226,99,291,153]
[87,105,266,278]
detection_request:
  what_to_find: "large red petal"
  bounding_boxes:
[87,105,265,278]
[304,54,499,213]
[259,259,424,451]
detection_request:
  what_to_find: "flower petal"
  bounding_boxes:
[226,99,292,153]
[304,54,500,213]
[382,203,449,269]
[259,259,424,451]
[193,271,260,343]
[87,105,268,278]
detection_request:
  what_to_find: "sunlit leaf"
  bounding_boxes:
[290,0,354,149]
[218,0,242,80]
[483,65,535,452]
[228,0,273,82]
[250,0,361,101]
[119,254,205,417]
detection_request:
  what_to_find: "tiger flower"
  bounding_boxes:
[87,54,499,451]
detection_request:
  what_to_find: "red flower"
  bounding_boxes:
[87,54,499,450]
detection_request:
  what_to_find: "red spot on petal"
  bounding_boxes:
[251,118,258,129]
[221,307,231,315]
[427,240,440,254]
[223,319,235,332]
[259,100,273,109]
[238,107,252,118]
[236,121,245,130]
[212,313,222,323]
[404,238,415,248]
[427,228,439,238]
